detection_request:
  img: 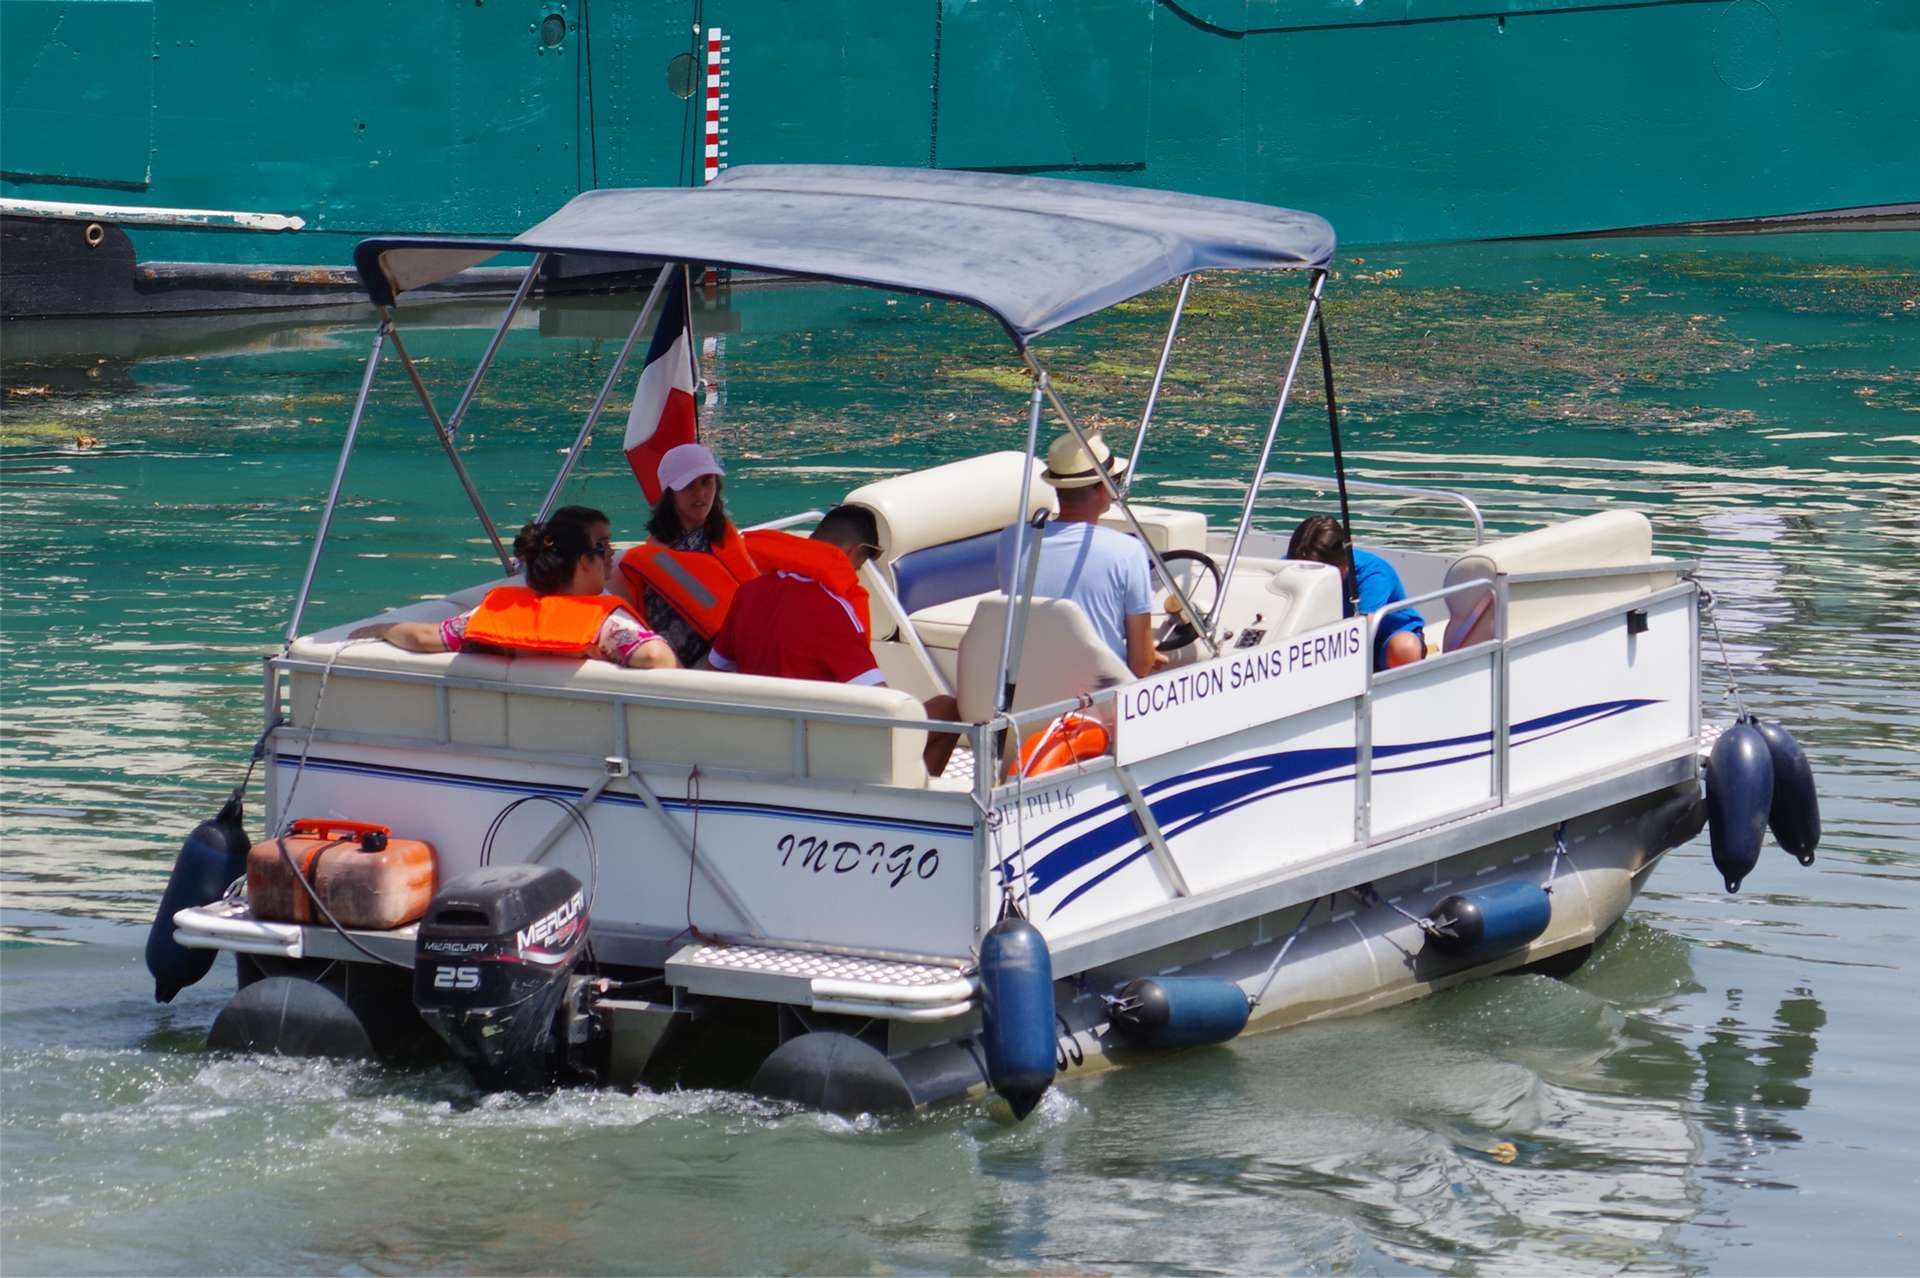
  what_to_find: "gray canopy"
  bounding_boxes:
[353,166,1334,344]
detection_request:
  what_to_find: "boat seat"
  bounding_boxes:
[911,591,995,654]
[1253,560,1345,639]
[954,594,1133,722]
[845,451,1053,619]
[1096,505,1208,556]
[1441,510,1678,650]
[286,612,933,788]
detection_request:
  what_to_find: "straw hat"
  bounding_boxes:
[657,442,724,493]
[1041,432,1126,489]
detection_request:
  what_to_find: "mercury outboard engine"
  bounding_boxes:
[412,864,589,1092]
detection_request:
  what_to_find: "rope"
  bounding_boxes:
[1542,820,1574,893]
[682,767,704,938]
[1248,894,1330,1009]
[276,637,376,836]
[991,710,1033,916]
[1687,575,1750,720]
[273,831,412,970]
[1356,883,1445,938]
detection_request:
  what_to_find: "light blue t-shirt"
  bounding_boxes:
[994,520,1152,662]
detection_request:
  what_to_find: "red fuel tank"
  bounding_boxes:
[248,819,437,930]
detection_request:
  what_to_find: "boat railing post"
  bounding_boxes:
[1689,578,1702,741]
[534,263,674,524]
[1355,636,1374,844]
[995,376,1047,718]
[861,560,953,697]
[385,314,513,570]
[974,722,995,946]
[443,251,545,440]
[1027,360,1222,658]
[1216,270,1326,631]
[1493,574,1511,804]
[1122,273,1192,495]
[286,320,389,643]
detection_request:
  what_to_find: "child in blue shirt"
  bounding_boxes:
[1287,515,1427,669]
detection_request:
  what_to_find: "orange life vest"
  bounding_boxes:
[741,528,872,635]
[618,524,874,639]
[617,521,761,640]
[463,587,638,656]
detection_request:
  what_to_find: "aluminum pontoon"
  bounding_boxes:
[164,167,1718,1114]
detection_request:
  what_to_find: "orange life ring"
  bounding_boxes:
[1008,714,1110,779]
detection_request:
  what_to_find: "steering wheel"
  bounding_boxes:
[1151,549,1224,653]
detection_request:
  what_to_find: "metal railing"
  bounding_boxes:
[1257,470,1486,543]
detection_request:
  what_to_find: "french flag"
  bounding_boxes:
[623,270,699,503]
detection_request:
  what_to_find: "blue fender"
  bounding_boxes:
[1109,976,1250,1050]
[1705,722,1773,892]
[1425,879,1553,959]
[145,791,251,1003]
[1751,719,1820,866]
[978,914,1056,1120]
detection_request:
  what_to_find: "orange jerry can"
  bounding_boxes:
[248,819,437,930]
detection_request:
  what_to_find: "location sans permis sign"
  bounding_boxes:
[1115,618,1366,765]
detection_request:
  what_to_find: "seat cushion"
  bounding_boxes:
[955,594,1133,722]
[910,591,995,652]
[1442,510,1670,649]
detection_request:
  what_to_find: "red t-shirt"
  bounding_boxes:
[708,571,884,687]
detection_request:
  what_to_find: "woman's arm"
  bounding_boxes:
[624,636,678,669]
[347,620,451,652]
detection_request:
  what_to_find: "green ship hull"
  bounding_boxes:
[3,0,1915,316]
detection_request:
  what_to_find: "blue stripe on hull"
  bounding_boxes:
[1023,697,1657,918]
[270,754,973,837]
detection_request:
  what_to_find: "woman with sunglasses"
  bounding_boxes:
[351,505,677,668]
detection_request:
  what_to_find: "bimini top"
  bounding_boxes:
[353,165,1335,344]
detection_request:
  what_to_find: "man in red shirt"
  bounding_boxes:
[708,506,961,774]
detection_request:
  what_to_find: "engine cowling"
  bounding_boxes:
[412,864,588,1092]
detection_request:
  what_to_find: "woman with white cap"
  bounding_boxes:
[617,441,759,667]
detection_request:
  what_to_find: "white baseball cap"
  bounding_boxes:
[657,442,724,494]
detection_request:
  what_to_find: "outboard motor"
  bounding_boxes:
[412,864,588,1092]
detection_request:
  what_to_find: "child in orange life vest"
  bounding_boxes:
[621,443,758,668]
[350,506,677,668]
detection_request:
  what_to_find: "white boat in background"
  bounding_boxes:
[152,167,1805,1118]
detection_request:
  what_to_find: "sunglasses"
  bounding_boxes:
[854,542,882,566]
[591,538,614,559]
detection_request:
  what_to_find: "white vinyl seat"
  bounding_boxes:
[1441,510,1677,650]
[955,594,1133,722]
[287,607,933,787]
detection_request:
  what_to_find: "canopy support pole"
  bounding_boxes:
[286,321,389,642]
[1123,273,1191,495]
[1215,269,1326,628]
[996,377,1047,716]
[535,264,674,524]
[443,252,545,440]
[1316,304,1359,613]
[1024,355,1222,660]
[385,312,512,571]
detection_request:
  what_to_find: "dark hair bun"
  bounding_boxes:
[516,506,610,594]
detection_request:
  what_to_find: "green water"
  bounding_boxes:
[2,235,1917,1274]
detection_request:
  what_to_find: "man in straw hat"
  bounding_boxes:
[994,432,1166,677]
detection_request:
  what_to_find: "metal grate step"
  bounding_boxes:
[666,939,977,1022]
